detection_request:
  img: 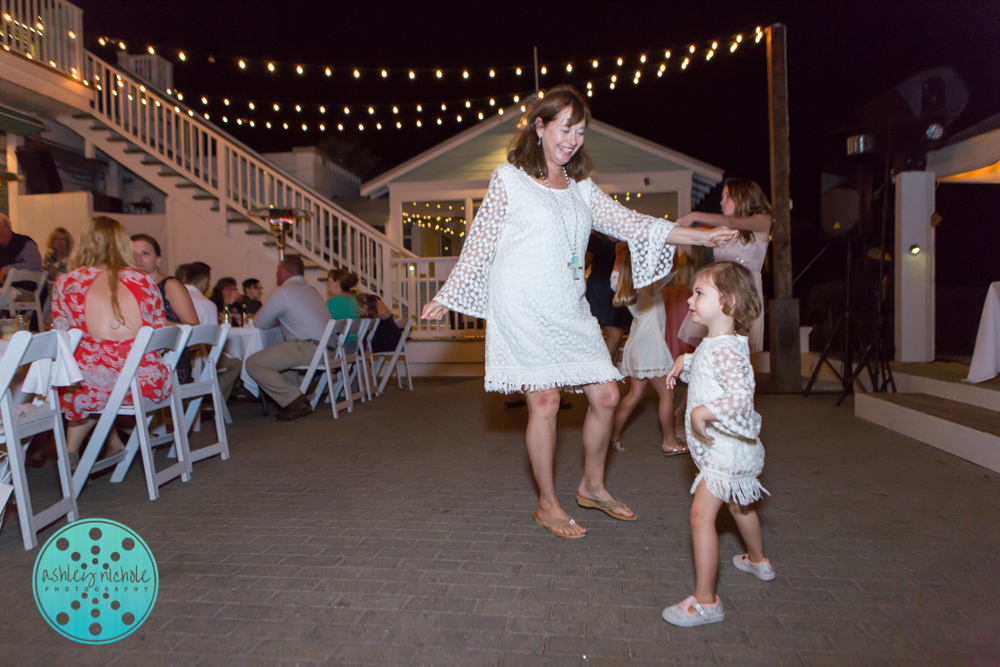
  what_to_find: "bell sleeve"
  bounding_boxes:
[583,180,677,289]
[431,167,509,319]
[702,341,762,440]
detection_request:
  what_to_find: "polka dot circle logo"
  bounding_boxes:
[32,519,158,644]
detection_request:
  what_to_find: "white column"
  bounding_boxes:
[5,135,25,229]
[387,187,404,247]
[894,171,936,362]
[107,161,123,199]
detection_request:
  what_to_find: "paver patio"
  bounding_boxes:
[1,377,998,665]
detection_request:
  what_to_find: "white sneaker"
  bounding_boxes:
[661,595,724,627]
[733,554,775,581]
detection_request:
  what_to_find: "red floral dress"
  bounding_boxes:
[53,267,172,420]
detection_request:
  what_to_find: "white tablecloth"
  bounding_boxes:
[968,282,1000,383]
[224,326,284,396]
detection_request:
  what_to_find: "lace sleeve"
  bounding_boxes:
[702,341,761,440]
[431,167,509,318]
[679,353,693,383]
[584,180,677,289]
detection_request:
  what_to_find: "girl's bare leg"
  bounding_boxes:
[576,382,634,519]
[650,378,686,453]
[525,388,586,537]
[691,479,725,604]
[728,502,765,563]
[609,377,647,451]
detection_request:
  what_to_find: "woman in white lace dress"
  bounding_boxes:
[675,178,772,353]
[663,262,773,627]
[422,86,734,539]
[607,243,687,456]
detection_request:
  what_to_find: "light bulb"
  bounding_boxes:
[566,64,572,72]
[273,103,279,111]
[463,70,469,79]
[465,100,471,108]
[396,121,401,128]
[409,71,415,79]
[737,35,743,43]
[354,69,360,78]
[417,105,422,112]
[540,66,547,74]
[239,60,246,69]
[909,244,921,255]
[436,70,442,78]
[417,120,422,127]
[178,52,185,61]
[325,67,332,76]
[516,67,522,75]
[320,106,326,113]
[441,103,447,111]
[338,123,343,130]
[489,69,495,77]
[712,41,718,49]
[148,46,155,54]
[268,62,275,72]
[297,65,304,74]
[640,54,646,63]
[457,115,462,122]
[437,118,442,125]
[369,107,375,114]
[320,124,325,131]
[478,112,483,119]
[489,98,495,106]
[201,96,207,105]
[344,107,350,114]
[382,69,387,77]
[513,95,519,102]
[266,121,271,128]
[248,102,254,110]
[295,104,301,112]
[359,123,364,130]
[665,50,671,58]
[690,45,696,53]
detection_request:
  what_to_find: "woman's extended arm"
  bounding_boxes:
[665,225,738,246]
[676,211,771,234]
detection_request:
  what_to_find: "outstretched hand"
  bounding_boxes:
[703,226,737,247]
[665,355,685,390]
[421,300,450,320]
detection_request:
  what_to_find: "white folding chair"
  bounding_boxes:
[160,323,231,465]
[0,329,82,549]
[372,318,414,395]
[294,319,349,412]
[0,269,46,329]
[73,325,194,501]
[335,318,371,406]
[361,318,381,400]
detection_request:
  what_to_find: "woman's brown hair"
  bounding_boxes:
[612,245,637,307]
[327,268,359,292]
[69,216,137,324]
[725,178,772,245]
[507,85,593,181]
[693,261,762,334]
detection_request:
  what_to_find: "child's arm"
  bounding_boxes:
[665,353,689,389]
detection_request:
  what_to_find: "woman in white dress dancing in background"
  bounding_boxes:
[607,243,688,456]
[675,179,771,352]
[422,86,733,538]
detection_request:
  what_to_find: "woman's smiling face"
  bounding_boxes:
[535,105,586,171]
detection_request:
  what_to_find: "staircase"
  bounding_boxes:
[59,52,414,299]
[855,362,1000,473]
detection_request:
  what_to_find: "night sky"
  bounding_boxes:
[75,0,1000,355]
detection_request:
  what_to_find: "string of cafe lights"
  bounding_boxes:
[97,27,765,134]
[95,26,763,81]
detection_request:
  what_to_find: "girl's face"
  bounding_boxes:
[535,105,586,170]
[720,187,736,216]
[132,240,159,274]
[687,275,728,327]
[52,233,69,253]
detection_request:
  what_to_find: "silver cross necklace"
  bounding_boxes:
[542,166,583,280]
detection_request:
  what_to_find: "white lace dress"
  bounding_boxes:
[433,162,677,393]
[611,273,674,379]
[679,334,768,505]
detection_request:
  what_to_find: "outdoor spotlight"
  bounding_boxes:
[909,244,921,255]
[925,123,945,141]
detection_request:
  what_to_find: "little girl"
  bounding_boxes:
[662,261,773,627]
[608,243,687,455]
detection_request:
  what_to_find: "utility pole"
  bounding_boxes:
[533,47,539,94]
[766,23,801,392]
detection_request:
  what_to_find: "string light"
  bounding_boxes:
[540,66,547,75]
[238,59,245,69]
[463,70,469,78]
[320,105,325,113]
[393,106,399,113]
[296,65,304,74]
[711,41,718,50]
[640,54,646,63]
[354,69,360,78]
[295,104,301,112]
[489,69,495,77]
[409,71,415,79]
[369,107,375,114]
[325,67,332,76]
[665,50,671,58]
[179,52,186,61]
[248,102,254,110]
[268,62,275,72]
[382,69,388,77]
[436,70,443,78]
[566,64,572,72]
[592,60,598,68]
[148,46,155,54]
[617,57,623,66]
[689,45,696,53]
[344,106,350,114]
[273,103,280,111]
[682,57,689,70]
[516,67,522,75]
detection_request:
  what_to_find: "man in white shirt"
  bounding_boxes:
[183,262,241,401]
[246,256,331,421]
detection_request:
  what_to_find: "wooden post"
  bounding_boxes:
[766,23,802,392]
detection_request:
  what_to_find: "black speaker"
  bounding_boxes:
[821,162,873,239]
[15,147,63,194]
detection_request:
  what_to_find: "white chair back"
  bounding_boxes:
[0,329,82,549]
[0,269,46,330]
[373,318,414,395]
[296,318,349,407]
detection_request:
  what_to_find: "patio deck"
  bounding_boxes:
[1,378,998,665]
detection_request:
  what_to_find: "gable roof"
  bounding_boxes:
[360,105,724,199]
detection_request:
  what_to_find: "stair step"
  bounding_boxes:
[106,136,129,143]
[175,182,200,189]
[158,170,181,177]
[192,193,218,200]
[228,216,252,223]
[89,125,112,132]
[72,112,94,120]
[856,392,1000,473]
[244,227,270,235]
[122,146,145,154]
[140,157,162,166]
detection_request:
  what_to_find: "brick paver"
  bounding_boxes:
[1,378,998,665]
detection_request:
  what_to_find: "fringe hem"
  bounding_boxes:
[618,366,671,380]
[484,363,623,395]
[690,470,769,506]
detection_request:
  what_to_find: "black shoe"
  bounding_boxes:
[275,395,313,422]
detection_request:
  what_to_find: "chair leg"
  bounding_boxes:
[403,351,413,391]
[51,412,80,524]
[5,436,38,550]
[260,392,268,416]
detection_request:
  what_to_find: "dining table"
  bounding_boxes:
[224,325,284,396]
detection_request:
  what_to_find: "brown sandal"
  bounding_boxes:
[575,494,638,521]
[533,512,586,539]
[610,439,627,452]
[662,441,689,457]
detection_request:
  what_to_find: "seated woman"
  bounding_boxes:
[53,216,172,470]
[210,276,243,326]
[43,227,73,280]
[356,292,401,353]
[130,234,198,383]
[327,268,361,349]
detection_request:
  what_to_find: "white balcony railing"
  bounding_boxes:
[82,52,415,304]
[390,257,484,338]
[1,0,84,77]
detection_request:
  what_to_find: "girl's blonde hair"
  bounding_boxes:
[47,227,74,255]
[69,216,137,324]
[725,178,772,245]
[693,261,762,334]
[612,245,637,307]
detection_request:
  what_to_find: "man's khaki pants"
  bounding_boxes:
[245,340,318,408]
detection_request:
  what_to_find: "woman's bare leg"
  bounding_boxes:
[609,377,647,450]
[650,378,685,453]
[65,419,97,454]
[603,326,624,360]
[525,388,586,537]
[576,382,634,519]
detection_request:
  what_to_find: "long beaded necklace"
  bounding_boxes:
[542,166,584,280]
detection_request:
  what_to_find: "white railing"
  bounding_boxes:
[390,257,484,338]
[1,0,83,77]
[81,52,415,303]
